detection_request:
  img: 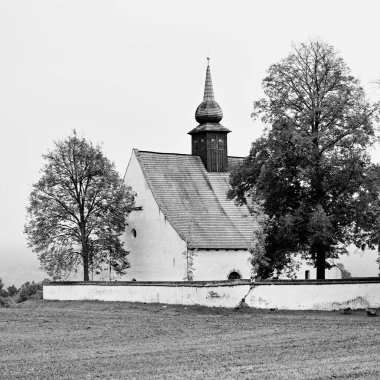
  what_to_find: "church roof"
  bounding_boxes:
[134,150,255,249]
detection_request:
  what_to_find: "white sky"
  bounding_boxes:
[1,0,380,286]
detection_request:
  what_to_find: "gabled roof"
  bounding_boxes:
[134,150,255,249]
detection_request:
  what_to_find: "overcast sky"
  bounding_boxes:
[1,0,380,286]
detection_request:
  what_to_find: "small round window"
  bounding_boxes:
[131,228,137,238]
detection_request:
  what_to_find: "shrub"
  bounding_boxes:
[15,281,43,303]
[0,296,10,308]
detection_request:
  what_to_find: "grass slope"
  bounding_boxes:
[0,300,380,379]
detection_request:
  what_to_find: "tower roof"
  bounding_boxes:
[194,58,224,125]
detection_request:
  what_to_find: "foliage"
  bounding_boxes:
[229,39,380,279]
[183,216,197,281]
[0,279,50,306]
[25,131,135,281]
[0,278,7,297]
[14,281,49,303]
[183,248,197,281]
[7,285,18,297]
[248,200,270,280]
[0,278,9,307]
[0,296,10,308]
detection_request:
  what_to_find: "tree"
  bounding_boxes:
[6,285,18,297]
[25,131,135,281]
[228,40,380,279]
[0,278,7,298]
[248,200,270,281]
[15,281,43,303]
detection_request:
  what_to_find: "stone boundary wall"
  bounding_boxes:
[43,278,380,310]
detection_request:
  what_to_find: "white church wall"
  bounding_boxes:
[193,249,251,280]
[44,279,380,310]
[246,281,380,310]
[123,150,188,281]
[44,282,251,308]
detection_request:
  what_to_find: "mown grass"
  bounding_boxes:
[0,300,379,379]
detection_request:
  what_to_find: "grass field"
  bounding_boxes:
[0,301,379,379]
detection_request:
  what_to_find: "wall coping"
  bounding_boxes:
[45,277,380,287]
[45,280,251,287]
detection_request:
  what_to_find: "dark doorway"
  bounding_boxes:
[228,271,241,280]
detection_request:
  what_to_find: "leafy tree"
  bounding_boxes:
[0,278,10,307]
[247,198,270,280]
[229,40,380,279]
[6,285,18,297]
[0,278,7,297]
[15,281,43,303]
[25,131,135,281]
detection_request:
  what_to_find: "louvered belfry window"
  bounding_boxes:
[191,132,227,172]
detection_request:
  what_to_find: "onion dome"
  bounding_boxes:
[195,58,223,124]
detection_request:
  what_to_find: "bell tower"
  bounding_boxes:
[188,58,231,172]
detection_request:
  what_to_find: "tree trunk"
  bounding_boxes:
[83,248,89,281]
[316,246,326,280]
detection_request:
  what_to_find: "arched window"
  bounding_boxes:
[228,271,241,280]
[131,228,137,238]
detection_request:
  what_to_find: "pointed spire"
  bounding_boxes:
[203,57,215,101]
[195,58,223,124]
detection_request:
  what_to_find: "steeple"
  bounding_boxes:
[195,58,223,124]
[188,59,230,172]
